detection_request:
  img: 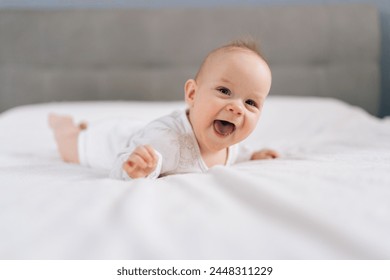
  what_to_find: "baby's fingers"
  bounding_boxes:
[122,155,143,175]
[133,153,151,169]
[265,149,280,159]
[251,149,280,160]
[133,145,155,167]
[122,145,159,178]
[143,145,158,167]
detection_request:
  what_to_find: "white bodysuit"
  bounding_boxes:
[78,109,253,180]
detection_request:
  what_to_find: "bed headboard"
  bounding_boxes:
[0,4,380,115]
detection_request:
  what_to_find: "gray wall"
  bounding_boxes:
[1,0,389,117]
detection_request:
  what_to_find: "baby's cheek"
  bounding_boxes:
[238,126,254,141]
[247,118,258,131]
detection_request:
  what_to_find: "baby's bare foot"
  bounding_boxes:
[48,113,85,163]
[48,114,87,131]
[49,114,74,130]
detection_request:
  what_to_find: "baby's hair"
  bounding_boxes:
[221,38,265,59]
[195,37,267,81]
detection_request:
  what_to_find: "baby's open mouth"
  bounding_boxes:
[213,120,236,136]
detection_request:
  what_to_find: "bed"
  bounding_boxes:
[1,4,389,259]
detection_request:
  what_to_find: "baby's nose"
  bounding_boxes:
[227,102,243,115]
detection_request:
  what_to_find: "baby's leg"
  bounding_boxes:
[48,114,87,163]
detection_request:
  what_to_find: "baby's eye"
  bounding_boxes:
[218,87,231,96]
[245,99,257,107]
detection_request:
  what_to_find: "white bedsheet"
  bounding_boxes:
[0,97,389,259]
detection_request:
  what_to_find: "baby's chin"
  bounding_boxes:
[206,136,244,152]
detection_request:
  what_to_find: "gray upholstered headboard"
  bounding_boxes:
[0,4,380,115]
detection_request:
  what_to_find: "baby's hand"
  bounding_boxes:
[251,149,280,160]
[122,145,159,179]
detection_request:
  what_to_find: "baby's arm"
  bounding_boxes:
[251,149,280,160]
[122,145,159,179]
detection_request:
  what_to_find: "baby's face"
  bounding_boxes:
[185,49,272,154]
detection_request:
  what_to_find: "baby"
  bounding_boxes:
[49,39,279,180]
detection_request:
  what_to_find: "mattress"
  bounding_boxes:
[0,96,389,259]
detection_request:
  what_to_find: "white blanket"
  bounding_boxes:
[0,97,389,259]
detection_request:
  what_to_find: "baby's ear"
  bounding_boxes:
[184,79,197,106]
